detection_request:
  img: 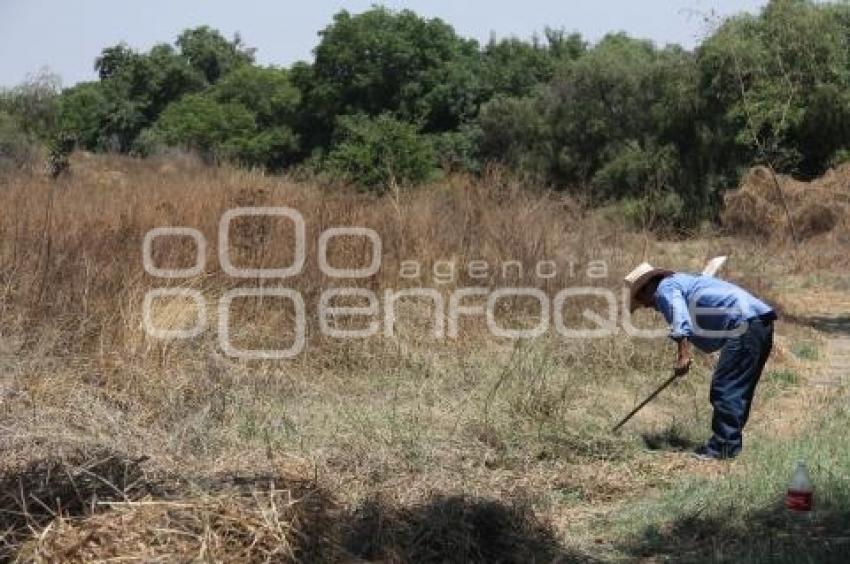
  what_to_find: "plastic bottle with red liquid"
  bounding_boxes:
[784,461,814,518]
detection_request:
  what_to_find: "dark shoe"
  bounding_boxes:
[693,444,736,461]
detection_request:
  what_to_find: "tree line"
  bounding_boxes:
[2,0,850,228]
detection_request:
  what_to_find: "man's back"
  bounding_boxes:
[654,273,775,352]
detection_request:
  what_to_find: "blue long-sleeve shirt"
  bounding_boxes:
[653,273,776,353]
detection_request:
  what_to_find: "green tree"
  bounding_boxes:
[151,66,302,170]
[175,26,255,84]
[545,34,678,189]
[144,44,208,119]
[82,41,207,150]
[211,66,300,129]
[698,0,850,176]
[39,0,850,214]
[480,32,585,99]
[477,94,550,179]
[543,28,587,61]
[477,33,707,226]
[297,7,481,150]
[56,82,109,149]
[209,65,301,168]
[94,44,136,80]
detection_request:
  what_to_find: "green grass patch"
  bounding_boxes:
[768,369,801,387]
[609,401,850,562]
[792,341,819,361]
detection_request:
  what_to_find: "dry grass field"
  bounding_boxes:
[1,153,849,562]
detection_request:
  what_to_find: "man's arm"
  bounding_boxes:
[655,283,693,376]
[675,338,692,376]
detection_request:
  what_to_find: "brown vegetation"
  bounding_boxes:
[1,154,847,561]
[723,165,850,243]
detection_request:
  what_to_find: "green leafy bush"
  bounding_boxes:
[428,125,482,173]
[153,94,254,159]
[477,95,550,181]
[619,191,687,233]
[57,82,109,150]
[325,114,436,191]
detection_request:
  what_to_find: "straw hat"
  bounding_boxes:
[624,262,674,312]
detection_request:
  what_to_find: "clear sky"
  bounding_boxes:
[0,0,766,88]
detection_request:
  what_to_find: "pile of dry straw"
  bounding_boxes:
[723,164,850,241]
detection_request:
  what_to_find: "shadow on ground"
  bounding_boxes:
[641,424,701,452]
[620,495,850,563]
[345,494,591,563]
[1,446,593,562]
[785,314,850,336]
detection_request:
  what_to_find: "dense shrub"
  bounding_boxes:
[150,65,300,169]
[153,94,254,159]
[477,95,550,181]
[325,114,436,191]
[619,191,687,233]
[428,126,482,173]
